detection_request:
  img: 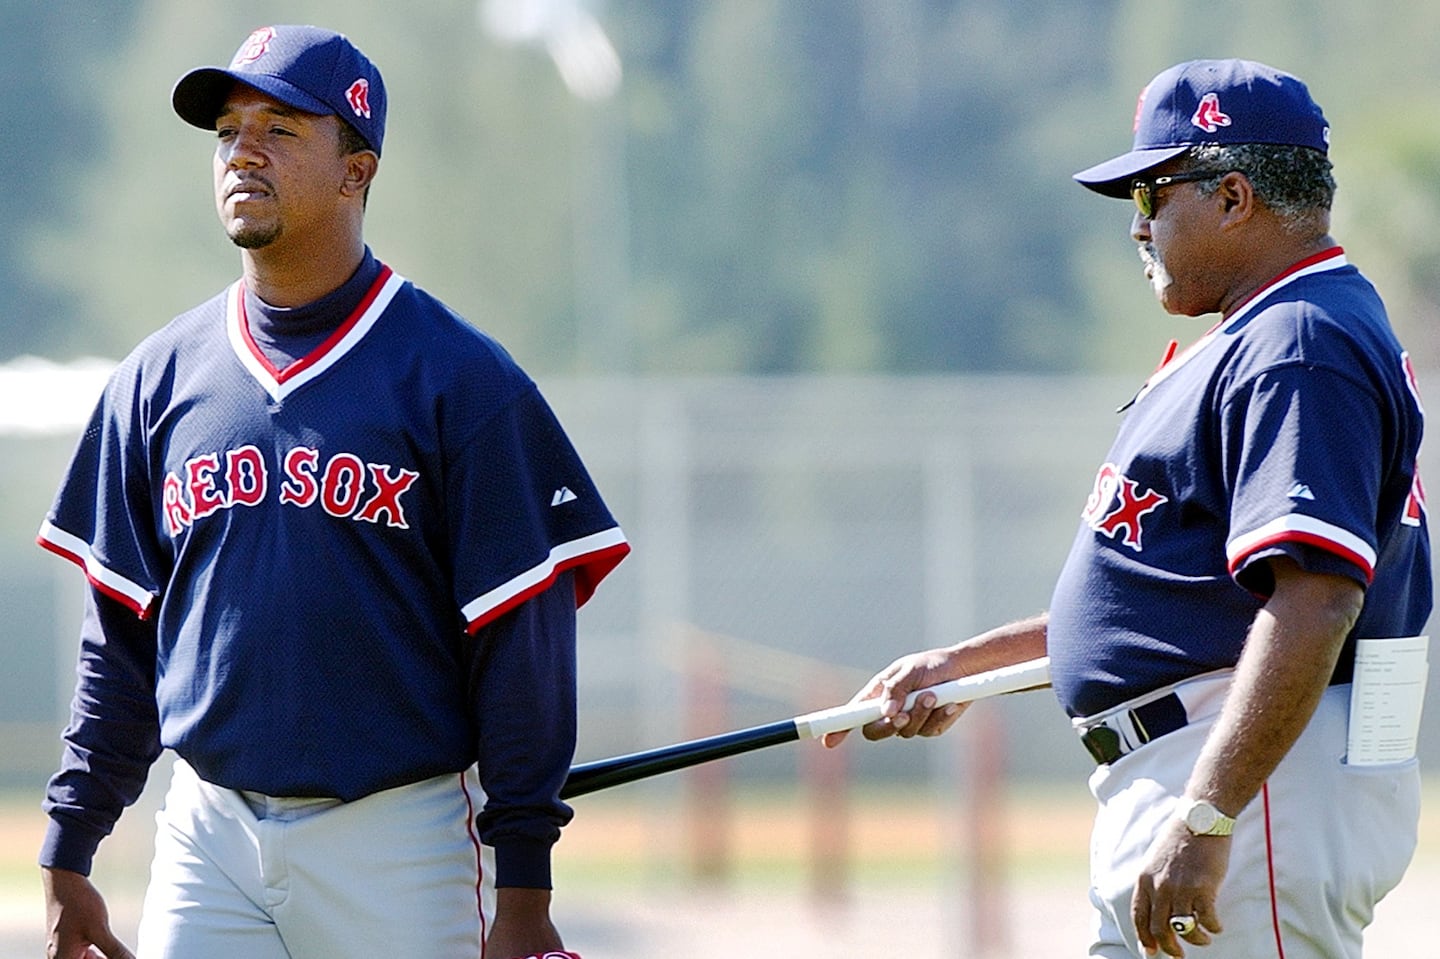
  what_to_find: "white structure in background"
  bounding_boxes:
[480,0,622,101]
[0,356,114,435]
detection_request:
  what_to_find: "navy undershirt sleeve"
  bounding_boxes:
[40,589,163,875]
[469,571,578,889]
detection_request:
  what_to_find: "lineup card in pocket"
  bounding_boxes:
[1346,636,1430,766]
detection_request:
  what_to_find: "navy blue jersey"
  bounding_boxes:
[39,262,628,799]
[1049,249,1431,718]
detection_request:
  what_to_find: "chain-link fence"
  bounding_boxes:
[6,371,1439,792]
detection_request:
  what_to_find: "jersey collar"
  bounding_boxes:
[1220,245,1348,332]
[227,265,405,402]
[1122,246,1348,410]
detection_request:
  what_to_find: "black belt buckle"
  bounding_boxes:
[1080,692,1189,765]
[1081,725,1123,764]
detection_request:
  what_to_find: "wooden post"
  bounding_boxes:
[686,639,730,882]
[965,700,1009,956]
[805,669,850,905]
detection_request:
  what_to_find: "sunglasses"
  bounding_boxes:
[1130,170,1225,219]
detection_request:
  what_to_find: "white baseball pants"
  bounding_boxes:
[135,758,495,958]
[1085,679,1419,958]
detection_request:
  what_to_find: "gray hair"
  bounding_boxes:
[1186,144,1335,234]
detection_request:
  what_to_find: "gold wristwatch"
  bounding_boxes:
[1176,797,1236,836]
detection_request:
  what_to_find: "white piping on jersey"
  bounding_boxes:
[461,527,629,627]
[225,269,407,403]
[1072,666,1234,729]
[1226,512,1377,577]
[1127,249,1349,409]
[37,519,157,616]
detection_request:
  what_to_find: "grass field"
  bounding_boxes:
[4,776,1436,957]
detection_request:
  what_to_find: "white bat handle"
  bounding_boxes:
[793,656,1051,740]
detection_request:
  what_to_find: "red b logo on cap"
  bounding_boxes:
[346,79,372,119]
[233,26,275,67]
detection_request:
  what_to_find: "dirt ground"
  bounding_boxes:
[3,783,1433,957]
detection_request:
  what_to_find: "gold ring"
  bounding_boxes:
[1169,915,1198,936]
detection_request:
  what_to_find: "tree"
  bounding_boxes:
[22,0,587,367]
[1075,0,1440,370]
[17,0,1440,374]
[0,3,142,358]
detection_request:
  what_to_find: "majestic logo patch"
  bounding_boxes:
[1081,463,1168,551]
[1191,93,1232,134]
[233,26,276,67]
[346,79,372,119]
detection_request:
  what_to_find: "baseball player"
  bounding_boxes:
[37,25,625,959]
[826,60,1430,958]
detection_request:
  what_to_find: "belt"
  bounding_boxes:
[1078,691,1189,765]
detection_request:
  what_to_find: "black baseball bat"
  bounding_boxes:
[561,656,1051,799]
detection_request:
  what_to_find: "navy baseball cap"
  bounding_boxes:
[1073,59,1329,198]
[172,25,387,155]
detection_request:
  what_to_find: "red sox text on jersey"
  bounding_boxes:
[162,444,420,536]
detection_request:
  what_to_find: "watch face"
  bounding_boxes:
[1187,803,1218,832]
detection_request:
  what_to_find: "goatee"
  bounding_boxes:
[227,222,282,250]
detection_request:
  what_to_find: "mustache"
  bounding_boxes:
[224,175,276,199]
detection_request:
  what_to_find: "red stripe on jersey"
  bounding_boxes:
[235,264,395,383]
[35,536,154,619]
[1227,530,1375,585]
[465,541,631,635]
[1223,246,1345,320]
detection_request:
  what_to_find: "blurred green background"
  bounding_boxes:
[7,0,1440,373]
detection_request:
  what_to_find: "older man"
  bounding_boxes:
[828,59,1430,959]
